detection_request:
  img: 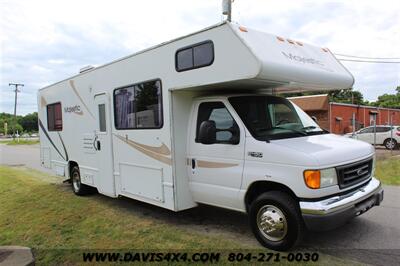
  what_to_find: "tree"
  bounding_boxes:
[328,89,364,105]
[19,112,38,132]
[370,87,400,109]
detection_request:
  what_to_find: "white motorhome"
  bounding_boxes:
[38,22,383,250]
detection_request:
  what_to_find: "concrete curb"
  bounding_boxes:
[0,246,35,266]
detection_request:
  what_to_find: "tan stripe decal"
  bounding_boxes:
[196,160,238,168]
[114,134,172,165]
[69,80,95,119]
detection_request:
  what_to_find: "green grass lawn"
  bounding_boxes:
[0,139,39,145]
[376,157,400,185]
[0,166,358,265]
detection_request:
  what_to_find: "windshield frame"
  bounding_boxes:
[228,95,325,141]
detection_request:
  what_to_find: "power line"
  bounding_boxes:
[334,53,400,60]
[338,59,400,63]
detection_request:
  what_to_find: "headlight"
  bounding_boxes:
[304,168,338,189]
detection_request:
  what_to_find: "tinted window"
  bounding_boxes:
[196,102,238,143]
[47,102,62,131]
[176,41,214,72]
[114,80,162,129]
[98,104,106,132]
[359,127,374,134]
[193,42,214,66]
[176,48,193,71]
[376,127,391,133]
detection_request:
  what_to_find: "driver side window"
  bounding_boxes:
[196,102,239,144]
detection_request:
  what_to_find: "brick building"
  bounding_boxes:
[289,94,400,134]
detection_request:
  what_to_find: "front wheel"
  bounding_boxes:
[249,191,304,251]
[384,138,397,150]
[71,166,94,196]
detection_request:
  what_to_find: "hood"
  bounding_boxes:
[272,134,374,167]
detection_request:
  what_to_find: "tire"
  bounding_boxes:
[249,191,304,251]
[70,166,94,196]
[384,138,397,150]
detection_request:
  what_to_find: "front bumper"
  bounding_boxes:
[300,177,384,231]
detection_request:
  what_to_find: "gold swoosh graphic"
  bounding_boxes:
[114,134,172,165]
[196,160,238,168]
[69,80,95,119]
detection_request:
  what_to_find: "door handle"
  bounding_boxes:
[96,140,101,151]
[191,159,196,169]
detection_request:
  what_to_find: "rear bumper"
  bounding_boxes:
[300,177,383,231]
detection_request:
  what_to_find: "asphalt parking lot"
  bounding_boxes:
[0,144,399,265]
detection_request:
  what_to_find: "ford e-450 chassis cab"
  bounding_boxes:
[38,22,384,250]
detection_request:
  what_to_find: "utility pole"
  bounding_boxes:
[9,83,24,139]
[222,0,233,22]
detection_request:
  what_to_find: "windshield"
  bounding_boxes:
[229,96,326,141]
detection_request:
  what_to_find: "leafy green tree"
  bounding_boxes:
[370,87,400,109]
[19,112,38,132]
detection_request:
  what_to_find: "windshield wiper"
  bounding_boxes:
[273,126,307,136]
[302,126,317,130]
[302,125,329,134]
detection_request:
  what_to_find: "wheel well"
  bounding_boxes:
[68,161,79,178]
[244,181,298,213]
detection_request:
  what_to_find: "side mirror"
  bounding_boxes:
[198,120,216,145]
[229,125,240,144]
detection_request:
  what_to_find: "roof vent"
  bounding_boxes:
[79,65,94,73]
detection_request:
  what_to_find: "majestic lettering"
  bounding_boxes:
[64,105,83,115]
[282,52,324,66]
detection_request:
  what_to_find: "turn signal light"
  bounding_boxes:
[304,170,321,189]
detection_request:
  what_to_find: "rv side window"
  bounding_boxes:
[98,104,106,132]
[175,41,214,72]
[47,102,63,131]
[114,79,163,129]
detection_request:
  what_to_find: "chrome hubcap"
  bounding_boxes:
[72,172,80,192]
[257,205,287,241]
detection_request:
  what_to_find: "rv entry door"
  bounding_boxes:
[94,93,116,197]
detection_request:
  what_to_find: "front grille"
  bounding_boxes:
[336,158,373,188]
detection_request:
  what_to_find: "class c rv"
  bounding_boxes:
[38,22,384,250]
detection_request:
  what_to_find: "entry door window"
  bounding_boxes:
[98,104,106,132]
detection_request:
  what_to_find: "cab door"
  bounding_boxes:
[94,93,116,197]
[188,100,245,210]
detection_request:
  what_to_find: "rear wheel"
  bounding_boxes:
[249,191,304,251]
[71,166,94,196]
[384,138,397,150]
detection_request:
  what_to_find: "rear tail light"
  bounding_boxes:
[396,132,400,136]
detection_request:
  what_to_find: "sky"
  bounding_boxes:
[1,0,399,115]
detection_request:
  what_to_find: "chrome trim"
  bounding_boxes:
[300,177,382,215]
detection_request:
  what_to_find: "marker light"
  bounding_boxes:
[287,39,295,44]
[322,48,329,52]
[239,26,248,32]
[276,36,285,42]
[296,41,303,46]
